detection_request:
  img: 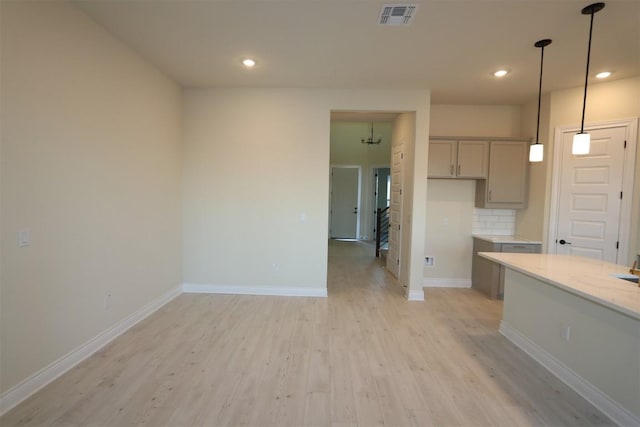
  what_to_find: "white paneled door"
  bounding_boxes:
[554,125,628,263]
[387,143,403,278]
[330,166,360,239]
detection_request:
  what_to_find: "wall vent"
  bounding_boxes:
[378,4,418,25]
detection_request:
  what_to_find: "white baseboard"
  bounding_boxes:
[182,283,328,298]
[0,285,182,416]
[407,289,425,301]
[423,278,471,288]
[500,321,640,427]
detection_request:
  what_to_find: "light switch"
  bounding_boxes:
[18,229,30,247]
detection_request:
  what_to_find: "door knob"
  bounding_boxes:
[558,239,572,245]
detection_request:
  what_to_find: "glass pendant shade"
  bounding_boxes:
[529,143,544,162]
[572,132,590,155]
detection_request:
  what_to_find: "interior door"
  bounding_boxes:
[554,126,627,262]
[330,166,359,239]
[387,144,403,278]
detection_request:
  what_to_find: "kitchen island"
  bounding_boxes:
[480,252,640,426]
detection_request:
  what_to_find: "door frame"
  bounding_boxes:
[547,118,638,264]
[387,142,403,279]
[329,164,362,240]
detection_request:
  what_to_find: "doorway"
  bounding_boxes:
[372,167,391,240]
[548,119,637,264]
[329,165,361,239]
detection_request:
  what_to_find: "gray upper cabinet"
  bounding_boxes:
[428,140,457,177]
[475,141,529,209]
[428,140,488,179]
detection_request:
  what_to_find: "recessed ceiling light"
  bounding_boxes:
[595,71,611,79]
[494,70,508,77]
[242,58,256,68]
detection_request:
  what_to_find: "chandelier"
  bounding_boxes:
[361,123,382,145]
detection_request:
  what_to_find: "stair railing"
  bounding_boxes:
[375,206,390,258]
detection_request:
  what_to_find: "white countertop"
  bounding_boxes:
[479,252,640,320]
[473,234,542,244]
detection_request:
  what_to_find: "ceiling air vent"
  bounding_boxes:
[378,4,418,25]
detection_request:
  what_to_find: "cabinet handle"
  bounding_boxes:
[457,164,461,175]
[489,189,492,201]
[450,164,454,175]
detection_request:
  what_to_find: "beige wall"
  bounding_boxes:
[522,76,640,261]
[430,104,522,137]
[182,89,430,293]
[424,180,476,282]
[514,94,550,240]
[330,122,392,239]
[0,1,183,395]
[426,105,524,282]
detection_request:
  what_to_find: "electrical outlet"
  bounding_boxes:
[104,293,112,310]
[272,263,279,273]
[424,256,434,266]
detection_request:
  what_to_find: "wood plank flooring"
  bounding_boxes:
[1,240,615,426]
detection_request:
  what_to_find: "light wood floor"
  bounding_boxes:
[2,240,614,426]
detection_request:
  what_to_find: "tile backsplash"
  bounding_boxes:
[472,208,515,235]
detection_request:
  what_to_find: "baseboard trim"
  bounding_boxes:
[0,285,182,416]
[407,289,425,301]
[182,283,328,298]
[499,321,640,427]
[423,278,471,288]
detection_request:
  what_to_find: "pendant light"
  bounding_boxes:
[361,123,382,145]
[573,2,605,155]
[529,39,552,163]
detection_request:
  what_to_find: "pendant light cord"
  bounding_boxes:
[535,45,545,143]
[580,10,596,134]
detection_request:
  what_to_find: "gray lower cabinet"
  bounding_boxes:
[471,237,541,299]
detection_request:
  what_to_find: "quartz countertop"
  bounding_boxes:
[473,235,542,244]
[479,252,640,320]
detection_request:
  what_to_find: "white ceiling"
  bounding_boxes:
[74,0,639,105]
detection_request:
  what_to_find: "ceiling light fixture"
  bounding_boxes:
[242,58,256,68]
[361,123,382,145]
[595,71,611,79]
[573,2,605,156]
[530,39,552,163]
[494,70,508,77]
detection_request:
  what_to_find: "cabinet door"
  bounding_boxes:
[471,238,501,298]
[476,141,528,208]
[457,140,488,178]
[487,141,528,204]
[428,140,456,178]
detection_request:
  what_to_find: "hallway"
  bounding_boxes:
[1,241,613,426]
[327,239,404,297]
